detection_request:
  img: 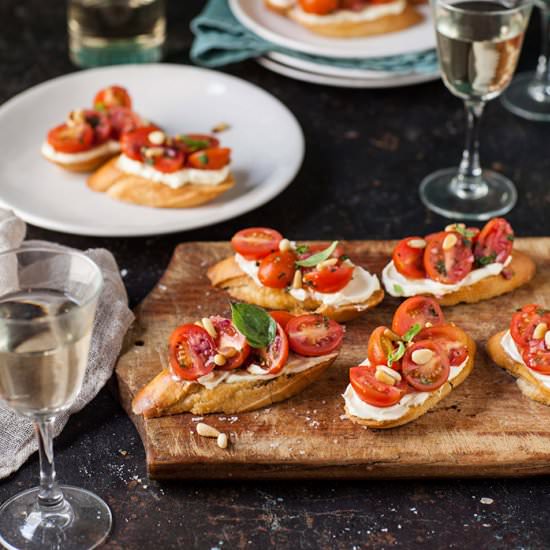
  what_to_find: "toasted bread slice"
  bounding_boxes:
[132,352,338,418]
[87,156,235,208]
[345,330,476,428]
[207,256,384,322]
[487,331,550,406]
[42,150,117,173]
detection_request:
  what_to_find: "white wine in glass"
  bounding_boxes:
[420,0,532,220]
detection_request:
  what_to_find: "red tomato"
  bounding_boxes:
[94,85,132,110]
[367,326,401,368]
[402,340,450,392]
[120,125,160,160]
[257,322,289,374]
[522,340,550,373]
[511,304,550,349]
[47,123,94,153]
[286,314,344,357]
[209,316,250,370]
[424,231,474,284]
[417,324,469,367]
[231,228,283,260]
[269,311,294,331]
[392,296,445,336]
[152,147,185,173]
[79,110,111,144]
[188,147,231,170]
[474,218,514,265]
[303,263,353,293]
[168,324,216,381]
[299,0,338,13]
[392,237,426,279]
[107,106,145,139]
[350,365,406,407]
[340,0,367,10]
[175,134,220,153]
[258,251,296,289]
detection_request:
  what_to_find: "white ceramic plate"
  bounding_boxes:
[230,0,436,59]
[0,64,304,237]
[257,56,439,88]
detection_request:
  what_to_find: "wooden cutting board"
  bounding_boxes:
[115,239,550,480]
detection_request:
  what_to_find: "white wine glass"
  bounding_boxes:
[0,247,110,550]
[502,1,550,119]
[420,0,533,220]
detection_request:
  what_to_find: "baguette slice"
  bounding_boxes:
[132,352,338,418]
[42,149,117,173]
[487,331,550,406]
[345,330,476,429]
[207,256,384,322]
[87,156,235,208]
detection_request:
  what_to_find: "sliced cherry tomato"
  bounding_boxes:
[510,304,550,349]
[175,134,219,153]
[402,340,450,392]
[47,123,94,153]
[522,340,550,373]
[168,324,216,381]
[367,326,402,369]
[120,125,160,160]
[81,109,111,144]
[299,0,338,14]
[187,147,231,170]
[424,231,474,284]
[107,106,145,139]
[392,237,426,279]
[208,316,250,371]
[417,324,468,367]
[474,218,514,265]
[258,250,296,289]
[256,322,289,374]
[231,228,283,260]
[269,311,294,331]
[286,314,344,357]
[94,85,132,110]
[392,296,445,336]
[350,365,406,407]
[151,146,185,173]
[303,262,353,293]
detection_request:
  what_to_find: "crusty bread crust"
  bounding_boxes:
[207,256,384,322]
[42,150,117,173]
[345,330,476,429]
[487,331,550,406]
[87,156,235,208]
[435,251,536,306]
[132,352,338,418]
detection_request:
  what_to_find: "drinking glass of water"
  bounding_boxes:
[68,0,166,67]
[0,247,109,550]
[420,0,533,220]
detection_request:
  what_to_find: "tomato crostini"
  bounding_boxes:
[132,305,343,418]
[207,230,384,322]
[87,128,234,208]
[382,218,536,306]
[41,85,148,172]
[265,0,423,38]
[487,304,550,406]
[343,296,476,428]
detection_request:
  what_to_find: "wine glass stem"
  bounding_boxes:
[452,100,488,200]
[532,6,550,99]
[35,417,64,508]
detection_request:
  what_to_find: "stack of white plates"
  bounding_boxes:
[229,0,439,88]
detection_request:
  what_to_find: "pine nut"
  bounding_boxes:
[375,365,402,385]
[408,238,427,249]
[279,238,291,252]
[442,233,458,250]
[425,321,433,328]
[143,146,164,158]
[292,270,302,289]
[212,122,230,133]
[317,258,338,270]
[148,130,166,145]
[217,433,228,449]
[194,320,204,328]
[411,348,434,365]
[375,369,396,385]
[201,317,217,339]
[545,331,550,350]
[445,223,465,232]
[196,423,219,438]
[533,322,548,340]
[219,346,238,358]
[214,353,226,366]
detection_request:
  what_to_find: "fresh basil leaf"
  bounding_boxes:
[452,225,477,239]
[230,303,276,349]
[507,234,515,241]
[295,244,309,255]
[177,135,210,151]
[403,323,421,343]
[387,341,405,367]
[295,241,338,268]
[477,253,496,266]
[393,284,404,296]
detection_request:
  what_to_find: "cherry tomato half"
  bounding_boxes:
[392,237,426,279]
[256,322,289,374]
[168,324,216,381]
[107,106,145,139]
[303,263,353,293]
[175,134,220,153]
[367,326,401,368]
[392,296,445,337]
[402,340,449,392]
[350,365,406,407]
[299,0,338,14]
[152,147,185,173]
[474,218,514,265]
[258,250,297,289]
[187,147,231,170]
[121,126,161,160]
[269,311,294,331]
[231,228,283,260]
[511,304,550,349]
[417,324,468,367]
[47,123,94,153]
[424,231,474,284]
[209,316,250,371]
[286,314,344,357]
[94,85,132,110]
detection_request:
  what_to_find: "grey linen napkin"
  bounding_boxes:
[0,209,134,479]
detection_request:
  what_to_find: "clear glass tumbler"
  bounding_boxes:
[0,247,110,550]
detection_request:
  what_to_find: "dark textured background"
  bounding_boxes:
[1,1,550,548]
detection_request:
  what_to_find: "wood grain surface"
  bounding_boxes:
[115,239,550,480]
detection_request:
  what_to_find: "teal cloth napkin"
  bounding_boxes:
[190,0,438,74]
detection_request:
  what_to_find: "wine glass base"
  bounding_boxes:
[501,72,550,121]
[0,485,111,550]
[419,168,517,221]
